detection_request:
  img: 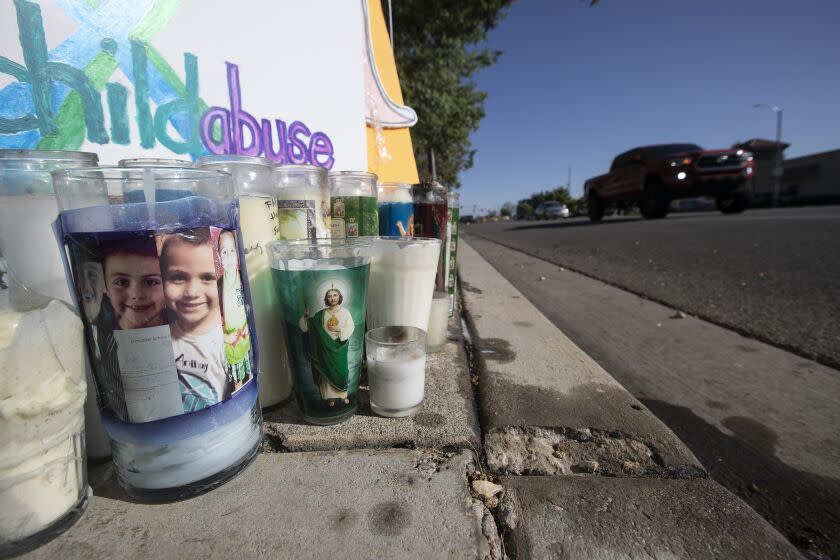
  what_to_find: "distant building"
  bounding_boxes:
[732,139,840,206]
[781,149,840,205]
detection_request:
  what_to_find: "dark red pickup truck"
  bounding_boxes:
[583,143,754,221]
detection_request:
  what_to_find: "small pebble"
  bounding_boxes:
[670,311,687,319]
[539,276,547,281]
[472,480,504,499]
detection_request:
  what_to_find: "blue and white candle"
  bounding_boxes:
[52,167,262,502]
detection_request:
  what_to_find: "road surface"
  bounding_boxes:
[465,206,840,369]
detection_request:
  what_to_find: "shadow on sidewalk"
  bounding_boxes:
[641,398,840,560]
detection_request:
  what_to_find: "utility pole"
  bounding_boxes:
[430,149,437,182]
[752,103,784,207]
[568,167,572,192]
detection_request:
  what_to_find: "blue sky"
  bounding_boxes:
[456,0,840,215]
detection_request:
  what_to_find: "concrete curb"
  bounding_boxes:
[457,238,803,559]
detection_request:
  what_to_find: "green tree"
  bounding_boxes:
[391,0,513,187]
[500,201,515,217]
[516,201,533,218]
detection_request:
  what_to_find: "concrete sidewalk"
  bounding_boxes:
[457,239,802,559]
[26,239,801,559]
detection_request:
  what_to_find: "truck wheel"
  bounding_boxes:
[588,191,604,222]
[716,194,748,214]
[640,181,669,219]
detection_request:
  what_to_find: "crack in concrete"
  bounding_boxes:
[485,426,705,479]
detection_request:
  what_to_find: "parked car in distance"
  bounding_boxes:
[459,214,475,224]
[584,143,754,222]
[534,201,570,219]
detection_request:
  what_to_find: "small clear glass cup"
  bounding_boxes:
[366,326,427,417]
[266,238,371,424]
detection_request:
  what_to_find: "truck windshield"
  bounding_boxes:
[646,144,703,157]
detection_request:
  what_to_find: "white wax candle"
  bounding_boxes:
[366,241,439,332]
[368,354,426,417]
[0,195,70,304]
[0,300,87,542]
[426,296,449,352]
[238,195,292,406]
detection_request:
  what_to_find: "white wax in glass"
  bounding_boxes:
[0,195,69,305]
[238,195,292,406]
[368,354,426,417]
[367,242,439,332]
[112,404,260,489]
[426,297,450,352]
[0,300,87,542]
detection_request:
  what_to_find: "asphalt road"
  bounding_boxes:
[463,206,840,369]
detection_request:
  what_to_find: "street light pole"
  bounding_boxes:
[753,103,784,207]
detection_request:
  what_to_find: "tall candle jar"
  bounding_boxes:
[273,164,330,239]
[378,182,413,237]
[267,239,370,425]
[196,155,293,408]
[445,191,460,315]
[366,237,441,332]
[0,150,94,555]
[52,167,262,502]
[411,182,448,292]
[118,158,192,168]
[328,171,378,238]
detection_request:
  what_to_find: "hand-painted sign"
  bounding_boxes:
[0,0,367,169]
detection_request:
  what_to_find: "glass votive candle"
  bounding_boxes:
[365,326,427,417]
[365,237,441,332]
[267,238,371,425]
[273,164,330,239]
[426,291,450,353]
[52,167,262,502]
[377,182,413,237]
[196,155,293,408]
[328,171,378,238]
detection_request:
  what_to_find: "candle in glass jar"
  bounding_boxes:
[366,327,427,418]
[426,292,449,353]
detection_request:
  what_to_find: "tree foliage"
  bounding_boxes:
[391,0,513,188]
[500,201,515,217]
[516,201,533,218]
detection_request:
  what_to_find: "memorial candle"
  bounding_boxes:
[366,326,427,418]
[53,167,261,502]
[196,155,293,408]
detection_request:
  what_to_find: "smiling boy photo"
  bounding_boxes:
[158,228,229,412]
